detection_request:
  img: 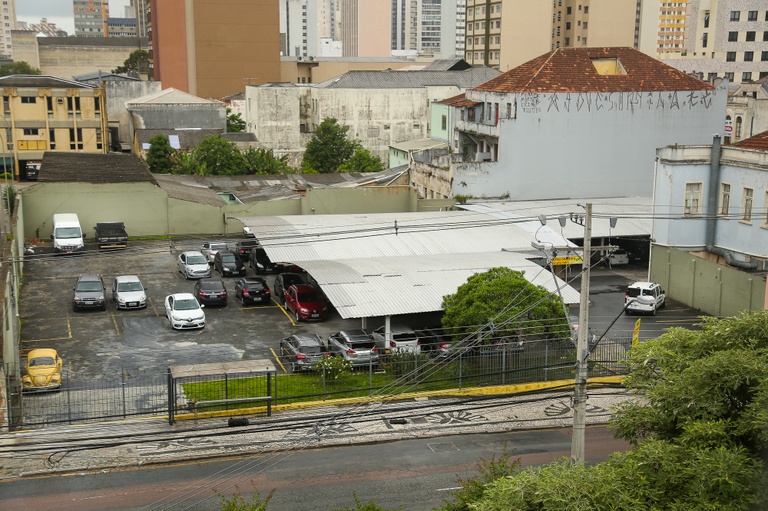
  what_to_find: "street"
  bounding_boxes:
[0,426,630,511]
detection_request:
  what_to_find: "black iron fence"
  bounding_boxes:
[8,337,633,429]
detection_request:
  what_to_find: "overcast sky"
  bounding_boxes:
[17,0,131,35]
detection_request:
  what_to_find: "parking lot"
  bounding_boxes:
[19,238,706,382]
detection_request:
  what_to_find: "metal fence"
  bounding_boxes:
[9,337,633,429]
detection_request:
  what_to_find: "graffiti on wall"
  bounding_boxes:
[518,90,719,115]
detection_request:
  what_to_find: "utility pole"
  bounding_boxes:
[571,203,592,464]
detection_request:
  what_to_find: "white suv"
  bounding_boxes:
[624,281,666,315]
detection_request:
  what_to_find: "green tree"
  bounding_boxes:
[337,144,385,173]
[441,267,568,343]
[301,117,355,173]
[0,61,41,77]
[195,135,245,175]
[146,134,174,174]
[242,147,292,175]
[112,49,150,75]
[227,107,246,133]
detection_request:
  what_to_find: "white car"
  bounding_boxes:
[177,251,211,279]
[624,281,666,315]
[112,275,147,310]
[201,241,229,263]
[371,324,421,355]
[608,249,630,266]
[164,293,205,330]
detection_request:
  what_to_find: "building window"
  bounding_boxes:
[566,6,572,14]
[725,72,734,81]
[96,129,102,150]
[583,21,588,29]
[703,12,710,28]
[762,51,768,61]
[728,31,738,41]
[743,72,753,82]
[583,5,588,13]
[94,97,100,113]
[566,22,571,29]
[746,31,756,41]
[719,184,731,216]
[707,72,717,82]
[684,182,703,216]
[49,129,56,149]
[744,51,754,62]
[741,187,753,222]
[22,128,39,136]
[702,33,708,47]
[726,52,736,62]
[441,115,447,130]
[20,96,36,104]
[748,10,757,21]
[736,116,743,137]
[565,37,570,45]
[69,128,83,150]
[730,11,740,21]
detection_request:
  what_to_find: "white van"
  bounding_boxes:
[51,213,85,254]
[624,281,666,315]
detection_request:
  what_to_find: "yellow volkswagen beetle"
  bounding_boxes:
[22,348,63,391]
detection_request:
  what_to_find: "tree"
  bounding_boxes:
[195,135,244,175]
[242,147,292,175]
[337,144,385,173]
[441,267,568,343]
[0,61,41,77]
[227,107,246,133]
[146,135,174,174]
[112,49,150,75]
[301,117,355,173]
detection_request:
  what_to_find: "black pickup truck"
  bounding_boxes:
[94,222,128,249]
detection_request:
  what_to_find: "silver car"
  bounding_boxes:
[112,275,147,310]
[177,251,211,279]
[201,241,229,263]
[327,330,380,368]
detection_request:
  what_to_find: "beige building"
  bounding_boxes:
[0,0,16,59]
[464,0,638,71]
[339,0,391,57]
[0,75,108,180]
[73,0,109,37]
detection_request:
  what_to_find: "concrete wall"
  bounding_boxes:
[105,81,163,149]
[430,101,451,142]
[129,103,226,131]
[10,32,41,69]
[455,84,729,200]
[36,41,141,80]
[21,182,424,238]
[650,245,767,316]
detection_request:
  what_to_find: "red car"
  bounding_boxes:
[284,284,328,322]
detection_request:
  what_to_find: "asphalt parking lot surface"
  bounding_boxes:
[19,240,706,382]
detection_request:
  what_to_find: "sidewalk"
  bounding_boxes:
[0,382,633,480]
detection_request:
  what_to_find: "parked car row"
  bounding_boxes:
[72,274,149,312]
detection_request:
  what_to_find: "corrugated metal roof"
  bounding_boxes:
[314,67,500,89]
[237,211,579,319]
[459,197,652,239]
[296,252,579,319]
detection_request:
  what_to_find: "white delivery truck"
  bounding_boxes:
[51,213,85,254]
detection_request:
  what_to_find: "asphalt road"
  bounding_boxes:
[0,426,631,511]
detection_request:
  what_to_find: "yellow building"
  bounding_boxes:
[0,75,108,181]
[465,0,638,71]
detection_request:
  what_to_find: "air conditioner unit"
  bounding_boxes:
[56,98,64,104]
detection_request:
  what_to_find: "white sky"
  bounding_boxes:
[17,0,131,36]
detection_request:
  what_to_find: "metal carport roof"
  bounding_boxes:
[292,252,579,319]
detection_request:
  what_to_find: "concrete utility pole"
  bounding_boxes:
[571,203,592,464]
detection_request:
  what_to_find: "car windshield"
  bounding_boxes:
[55,227,81,239]
[221,254,236,263]
[29,356,55,367]
[76,281,102,292]
[186,254,207,265]
[117,282,142,292]
[285,275,303,286]
[298,292,320,302]
[174,299,199,310]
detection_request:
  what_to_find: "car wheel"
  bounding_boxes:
[241,295,247,306]
[295,310,301,322]
[72,303,78,313]
[651,306,657,316]
[101,303,107,311]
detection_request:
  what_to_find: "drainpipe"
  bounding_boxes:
[705,135,757,269]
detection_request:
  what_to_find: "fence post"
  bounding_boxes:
[225,373,229,411]
[266,372,272,417]
[167,367,175,425]
[459,352,463,390]
[322,364,326,399]
[369,358,373,397]
[67,366,72,424]
[121,368,127,419]
[545,342,549,382]
[502,343,507,385]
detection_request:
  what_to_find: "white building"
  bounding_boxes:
[1,0,16,59]
[245,62,499,166]
[412,47,728,200]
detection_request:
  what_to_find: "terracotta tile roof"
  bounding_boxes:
[439,93,480,107]
[38,153,157,184]
[473,47,715,93]
[734,130,768,151]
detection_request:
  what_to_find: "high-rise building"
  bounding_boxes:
[73,0,109,37]
[654,0,768,84]
[390,0,465,58]
[148,0,281,98]
[0,0,16,58]
[339,0,391,57]
[465,0,637,71]
[128,0,149,38]
[281,0,337,57]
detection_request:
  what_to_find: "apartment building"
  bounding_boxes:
[73,0,109,37]
[147,0,281,98]
[464,0,637,71]
[0,75,108,180]
[660,1,768,84]
[0,0,16,58]
[390,0,465,58]
[339,0,391,57]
